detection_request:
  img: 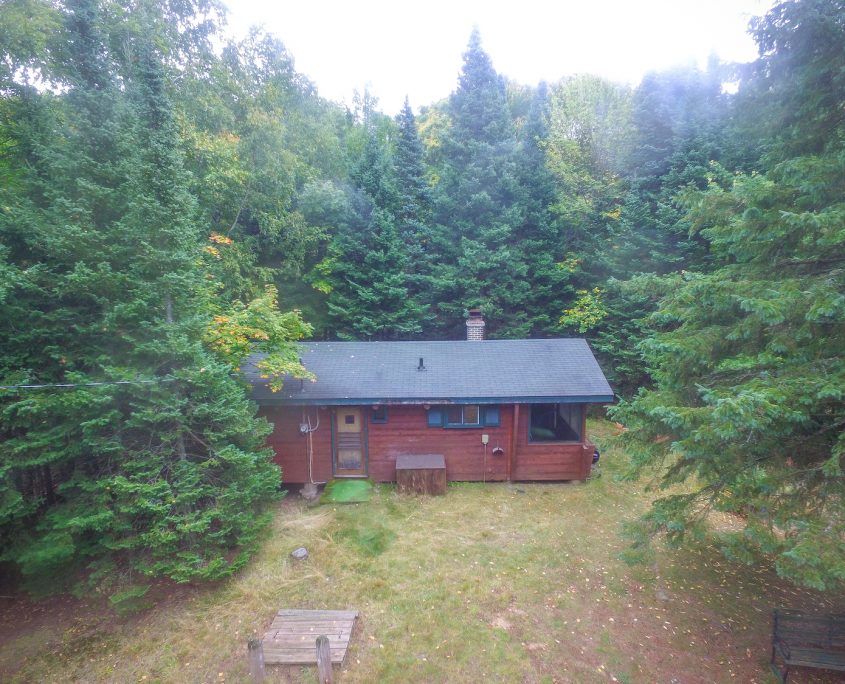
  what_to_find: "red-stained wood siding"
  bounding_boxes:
[367,405,512,482]
[260,403,594,483]
[260,406,334,484]
[513,405,592,481]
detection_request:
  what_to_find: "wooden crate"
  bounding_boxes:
[395,454,447,495]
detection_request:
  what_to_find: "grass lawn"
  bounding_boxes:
[1,419,844,683]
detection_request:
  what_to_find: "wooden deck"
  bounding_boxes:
[262,609,359,665]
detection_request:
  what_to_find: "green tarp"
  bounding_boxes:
[320,479,374,504]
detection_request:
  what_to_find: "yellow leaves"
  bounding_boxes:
[310,279,333,295]
[203,234,233,260]
[560,287,608,333]
[208,232,234,245]
[203,285,314,391]
[557,254,582,273]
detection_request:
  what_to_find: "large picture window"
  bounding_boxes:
[528,403,583,442]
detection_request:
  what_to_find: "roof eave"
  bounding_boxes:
[253,394,615,406]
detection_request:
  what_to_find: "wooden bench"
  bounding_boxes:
[771,609,845,682]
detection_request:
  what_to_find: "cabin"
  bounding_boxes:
[246,311,613,485]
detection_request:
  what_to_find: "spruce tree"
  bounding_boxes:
[565,66,735,394]
[394,98,433,251]
[392,97,435,323]
[513,82,581,335]
[0,0,284,599]
[431,29,529,337]
[614,0,845,589]
[326,206,428,340]
[449,28,512,145]
[321,123,429,340]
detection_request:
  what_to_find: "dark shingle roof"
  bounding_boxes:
[245,339,613,406]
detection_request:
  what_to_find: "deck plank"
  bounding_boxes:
[262,609,359,666]
[264,634,348,644]
[268,621,353,630]
[276,610,358,620]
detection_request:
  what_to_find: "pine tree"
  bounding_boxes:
[350,125,398,212]
[621,63,730,276]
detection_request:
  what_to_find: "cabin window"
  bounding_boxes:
[370,405,388,424]
[446,405,480,426]
[427,405,499,428]
[528,403,583,442]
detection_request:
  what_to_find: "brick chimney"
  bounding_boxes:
[466,308,485,341]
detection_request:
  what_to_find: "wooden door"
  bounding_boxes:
[334,408,367,477]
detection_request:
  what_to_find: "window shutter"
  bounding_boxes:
[482,406,500,427]
[427,407,443,427]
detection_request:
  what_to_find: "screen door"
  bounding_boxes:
[334,408,367,477]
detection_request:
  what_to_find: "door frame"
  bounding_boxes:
[330,407,369,478]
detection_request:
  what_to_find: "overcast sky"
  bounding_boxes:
[221,0,774,115]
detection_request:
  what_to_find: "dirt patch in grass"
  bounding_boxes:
[1,420,844,683]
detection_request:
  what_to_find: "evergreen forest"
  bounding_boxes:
[1,0,843,599]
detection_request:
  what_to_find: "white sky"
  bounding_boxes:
[221,0,774,115]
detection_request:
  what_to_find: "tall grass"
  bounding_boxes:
[3,421,842,683]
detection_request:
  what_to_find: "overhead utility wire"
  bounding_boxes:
[0,378,178,390]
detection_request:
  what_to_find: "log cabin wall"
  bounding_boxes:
[261,403,593,483]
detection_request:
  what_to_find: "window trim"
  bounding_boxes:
[370,405,388,424]
[483,405,500,427]
[427,407,443,427]
[427,405,499,429]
